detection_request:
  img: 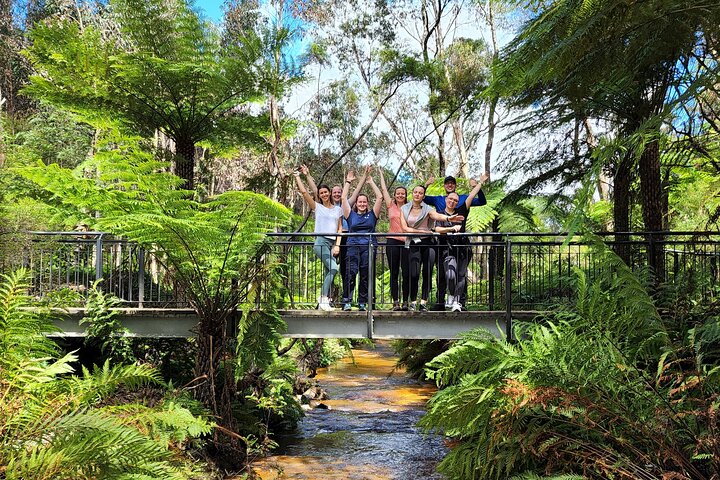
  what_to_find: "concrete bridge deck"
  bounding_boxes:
[50,308,540,340]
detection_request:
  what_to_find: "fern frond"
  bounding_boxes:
[70,361,162,405]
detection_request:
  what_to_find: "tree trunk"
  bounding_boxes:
[0,87,5,167]
[0,0,14,118]
[194,310,246,469]
[639,139,665,282]
[435,121,446,175]
[613,152,632,264]
[268,93,282,202]
[453,117,469,177]
[483,0,499,181]
[174,136,196,191]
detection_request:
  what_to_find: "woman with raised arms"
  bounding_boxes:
[294,168,343,311]
[379,171,409,311]
[400,185,463,312]
[341,169,383,311]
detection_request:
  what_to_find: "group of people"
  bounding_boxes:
[293,165,488,312]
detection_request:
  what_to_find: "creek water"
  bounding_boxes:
[248,341,447,479]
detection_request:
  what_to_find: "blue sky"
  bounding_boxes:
[194,0,224,23]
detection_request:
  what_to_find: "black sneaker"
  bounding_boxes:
[419,303,428,312]
[401,303,409,311]
[392,302,402,311]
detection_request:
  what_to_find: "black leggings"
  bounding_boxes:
[408,237,436,301]
[385,238,409,303]
[438,245,470,300]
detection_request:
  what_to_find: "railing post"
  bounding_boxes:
[505,235,513,341]
[95,234,104,284]
[367,236,374,339]
[138,247,145,308]
[488,236,495,310]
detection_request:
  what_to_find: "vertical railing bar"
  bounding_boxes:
[95,234,103,284]
[138,247,145,308]
[505,235,513,341]
[367,236,374,339]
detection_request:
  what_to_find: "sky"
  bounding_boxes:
[194,0,225,23]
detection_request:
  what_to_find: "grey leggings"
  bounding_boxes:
[313,236,339,297]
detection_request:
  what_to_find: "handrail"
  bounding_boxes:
[3,232,718,327]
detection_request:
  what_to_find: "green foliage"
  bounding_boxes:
[0,269,212,479]
[23,0,271,189]
[16,132,293,307]
[292,338,352,370]
[393,339,452,381]
[81,281,136,364]
[13,106,93,168]
[16,130,294,466]
[420,241,720,479]
[668,167,720,230]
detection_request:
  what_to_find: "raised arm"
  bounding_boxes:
[464,176,486,210]
[349,165,370,207]
[468,173,490,207]
[367,176,383,217]
[300,165,318,198]
[424,175,435,188]
[294,171,316,209]
[378,169,393,207]
[341,170,356,218]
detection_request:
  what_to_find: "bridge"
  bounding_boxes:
[4,231,718,339]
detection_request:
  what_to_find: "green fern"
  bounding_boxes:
[0,269,210,479]
[420,238,720,479]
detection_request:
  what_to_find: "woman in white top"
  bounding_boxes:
[294,169,343,311]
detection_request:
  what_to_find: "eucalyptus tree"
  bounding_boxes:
[493,0,720,269]
[297,0,492,179]
[23,0,269,191]
[222,0,307,202]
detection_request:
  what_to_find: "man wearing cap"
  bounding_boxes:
[424,175,487,212]
[424,174,488,311]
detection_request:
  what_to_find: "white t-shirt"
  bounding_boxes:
[314,203,343,239]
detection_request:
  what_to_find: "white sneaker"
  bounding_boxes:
[446,295,456,310]
[318,296,333,311]
[451,302,462,312]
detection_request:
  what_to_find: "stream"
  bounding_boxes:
[248,341,447,479]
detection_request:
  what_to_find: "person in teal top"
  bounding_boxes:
[341,169,383,311]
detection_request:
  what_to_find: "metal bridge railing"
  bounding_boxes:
[2,232,718,319]
[1,231,181,307]
[264,231,719,312]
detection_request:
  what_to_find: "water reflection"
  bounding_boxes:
[248,342,446,480]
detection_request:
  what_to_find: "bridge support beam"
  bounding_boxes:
[48,308,537,340]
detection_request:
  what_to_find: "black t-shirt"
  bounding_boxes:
[435,204,470,246]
